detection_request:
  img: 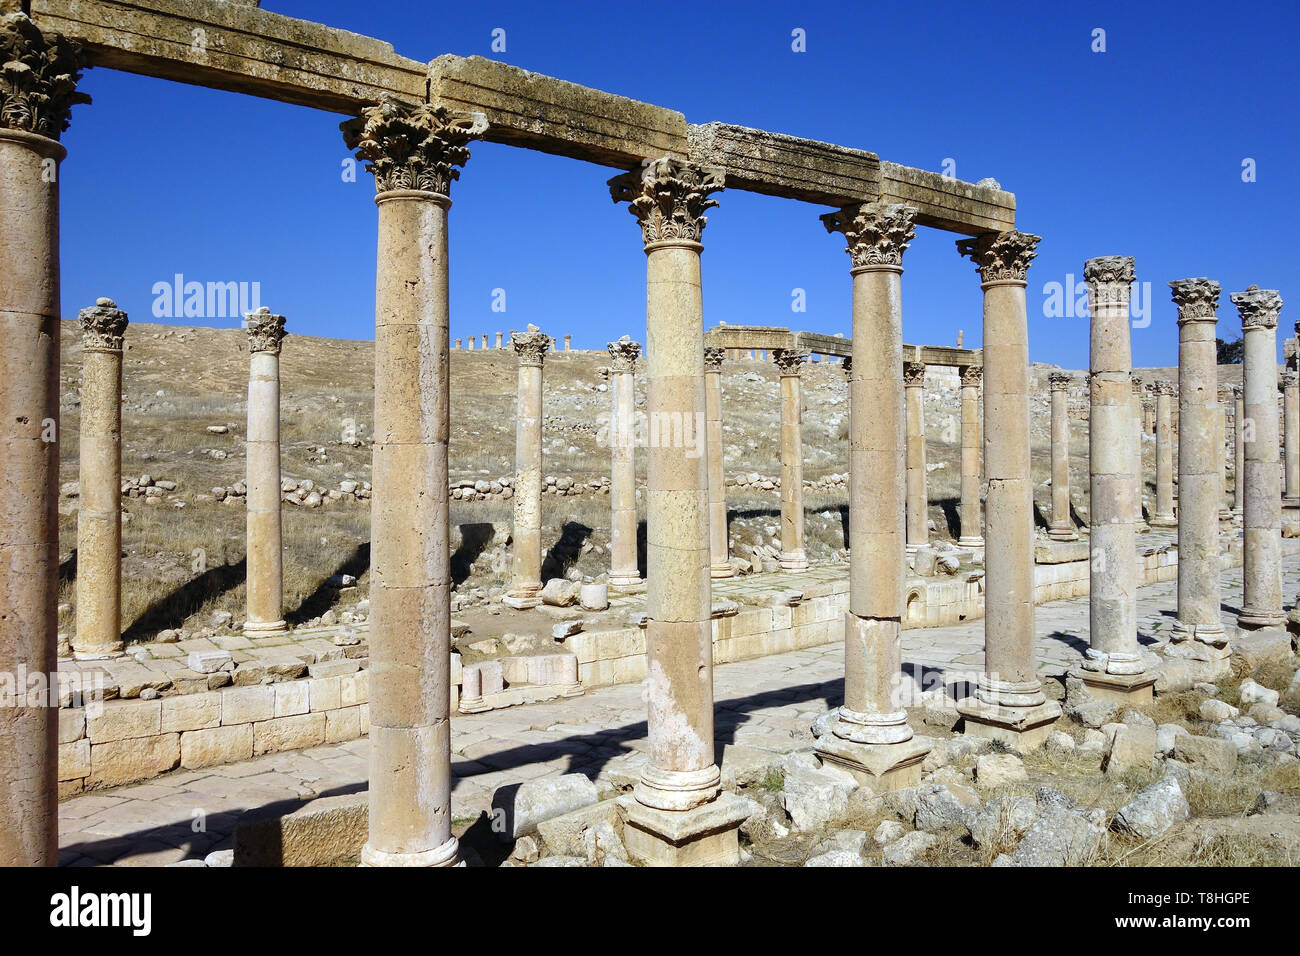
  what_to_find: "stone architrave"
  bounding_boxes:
[1149,380,1177,527]
[607,336,642,589]
[703,346,733,578]
[73,300,128,660]
[1046,371,1077,541]
[1076,256,1157,705]
[608,158,748,865]
[814,201,931,788]
[1233,285,1286,630]
[342,95,487,868]
[773,348,810,571]
[903,359,928,554]
[1166,279,1233,677]
[954,231,1062,747]
[243,307,289,636]
[957,365,984,547]
[503,325,550,608]
[0,10,89,867]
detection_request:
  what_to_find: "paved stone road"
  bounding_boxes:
[57,551,1300,866]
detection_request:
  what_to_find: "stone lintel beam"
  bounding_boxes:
[880,162,1016,234]
[704,325,983,367]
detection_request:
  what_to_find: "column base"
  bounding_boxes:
[634,764,721,812]
[778,552,809,573]
[1238,607,1287,631]
[957,697,1061,752]
[608,573,644,592]
[1072,668,1158,707]
[622,791,750,867]
[1218,509,1235,521]
[710,563,736,579]
[1148,513,1177,528]
[359,836,459,867]
[243,619,288,636]
[459,697,490,714]
[814,732,931,793]
[72,647,126,662]
[1284,496,1300,509]
[501,592,541,610]
[957,536,984,549]
[1046,526,1079,541]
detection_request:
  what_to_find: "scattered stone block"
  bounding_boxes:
[1113,774,1189,839]
[492,773,599,840]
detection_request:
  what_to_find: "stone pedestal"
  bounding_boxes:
[0,12,88,867]
[774,348,809,571]
[503,325,550,609]
[704,347,732,578]
[1077,256,1158,705]
[817,202,932,780]
[1047,371,1078,540]
[1283,368,1299,507]
[609,158,737,861]
[607,337,643,589]
[904,360,928,554]
[1234,285,1286,630]
[243,308,288,635]
[1150,380,1177,527]
[622,791,750,867]
[343,99,487,868]
[955,231,1060,747]
[1166,278,1233,679]
[957,364,984,547]
[73,300,128,660]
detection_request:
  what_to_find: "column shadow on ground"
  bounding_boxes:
[121,558,248,644]
[286,542,371,625]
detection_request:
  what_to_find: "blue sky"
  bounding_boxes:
[58,0,1299,367]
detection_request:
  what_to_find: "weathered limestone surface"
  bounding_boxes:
[607,337,642,589]
[1168,278,1232,677]
[243,307,287,635]
[342,97,487,867]
[904,360,928,553]
[958,365,984,547]
[504,325,550,609]
[609,157,739,859]
[1131,375,1149,532]
[0,10,88,867]
[955,231,1060,746]
[74,299,128,659]
[815,202,930,786]
[1079,257,1155,704]
[773,348,809,572]
[1218,387,1233,520]
[1151,381,1177,527]
[1235,285,1286,630]
[1047,372,1077,541]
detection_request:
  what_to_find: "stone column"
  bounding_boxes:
[243,307,288,635]
[1150,380,1177,526]
[503,325,549,608]
[607,336,642,589]
[1075,257,1157,704]
[1218,388,1233,520]
[774,348,810,571]
[703,347,732,578]
[957,365,985,547]
[1234,285,1286,630]
[342,97,487,868]
[481,334,488,350]
[608,158,746,865]
[1233,385,1245,517]
[1131,375,1149,532]
[1046,371,1077,541]
[72,300,128,660]
[1167,278,1232,677]
[903,360,928,553]
[564,334,572,351]
[815,201,931,788]
[955,231,1060,748]
[1283,367,1299,507]
[495,331,503,350]
[0,12,88,867]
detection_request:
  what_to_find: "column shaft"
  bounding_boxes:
[1284,372,1299,504]
[505,327,548,607]
[1233,387,1245,515]
[1047,373,1077,540]
[775,349,809,571]
[244,309,287,633]
[608,338,641,588]
[1152,383,1176,525]
[904,362,928,551]
[958,367,984,546]
[704,349,732,577]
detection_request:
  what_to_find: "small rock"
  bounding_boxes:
[873,820,904,846]
[974,753,1028,788]
[881,831,939,867]
[1199,699,1240,722]
[1113,774,1189,839]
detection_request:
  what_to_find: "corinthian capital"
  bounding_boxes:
[0,12,91,140]
[511,324,550,367]
[78,298,127,353]
[608,157,725,246]
[341,96,488,195]
[703,346,724,373]
[608,335,642,372]
[1048,371,1071,392]
[959,364,983,388]
[772,348,807,376]
[245,307,287,354]
[957,230,1041,284]
[1154,380,1175,397]
[903,361,927,387]
[1168,277,1220,323]
[1231,285,1283,332]
[820,201,917,268]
